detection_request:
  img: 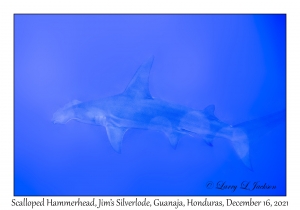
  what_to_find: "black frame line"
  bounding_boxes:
[13,13,287,197]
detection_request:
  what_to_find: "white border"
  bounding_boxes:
[1,0,298,209]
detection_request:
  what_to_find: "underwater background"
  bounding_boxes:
[14,14,286,196]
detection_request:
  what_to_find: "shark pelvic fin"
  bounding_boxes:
[166,132,180,149]
[204,104,215,116]
[203,134,214,147]
[122,56,154,99]
[105,125,128,153]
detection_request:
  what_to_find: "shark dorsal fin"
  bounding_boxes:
[122,57,154,99]
[204,104,215,116]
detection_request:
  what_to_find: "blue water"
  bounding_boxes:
[14,14,286,196]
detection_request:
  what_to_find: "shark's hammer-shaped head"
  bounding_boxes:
[52,100,81,124]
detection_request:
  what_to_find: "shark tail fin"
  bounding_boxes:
[228,125,252,170]
[226,109,286,171]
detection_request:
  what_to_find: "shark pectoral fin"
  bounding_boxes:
[166,132,181,149]
[122,56,154,99]
[105,125,128,153]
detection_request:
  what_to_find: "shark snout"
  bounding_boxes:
[51,116,58,124]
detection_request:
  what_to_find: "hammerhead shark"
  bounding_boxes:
[53,57,285,170]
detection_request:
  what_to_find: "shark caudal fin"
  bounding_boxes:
[228,109,286,170]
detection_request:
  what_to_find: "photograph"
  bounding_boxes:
[14,14,286,196]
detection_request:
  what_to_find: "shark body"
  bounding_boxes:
[53,57,285,170]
